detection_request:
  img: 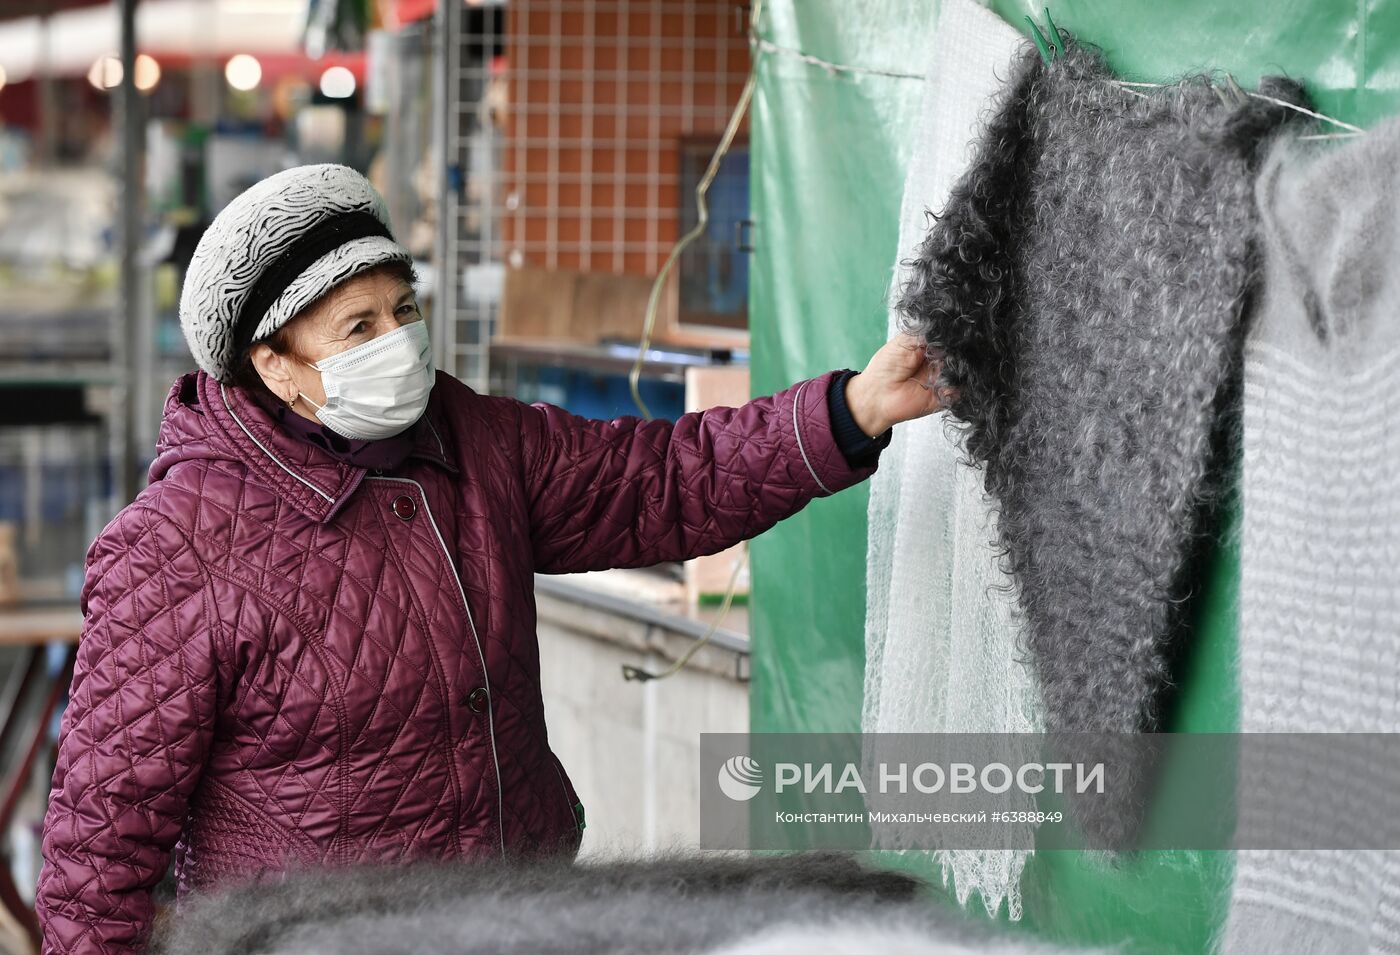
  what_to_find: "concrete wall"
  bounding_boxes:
[534,582,748,857]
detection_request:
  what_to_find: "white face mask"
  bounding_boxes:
[298,320,435,441]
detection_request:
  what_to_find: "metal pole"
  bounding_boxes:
[116,0,145,505]
[430,0,454,376]
[35,15,55,165]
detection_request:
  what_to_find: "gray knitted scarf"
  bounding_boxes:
[895,42,1304,741]
[1224,116,1400,955]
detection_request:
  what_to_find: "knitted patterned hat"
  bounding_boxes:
[179,163,412,381]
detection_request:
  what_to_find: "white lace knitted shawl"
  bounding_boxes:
[861,0,1037,921]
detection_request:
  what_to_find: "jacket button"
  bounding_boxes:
[466,687,489,713]
[392,495,416,520]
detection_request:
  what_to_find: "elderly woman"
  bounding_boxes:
[34,165,944,954]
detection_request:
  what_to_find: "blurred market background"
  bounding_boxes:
[0,2,753,949]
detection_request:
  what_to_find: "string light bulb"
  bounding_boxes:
[87,56,121,90]
[134,54,160,91]
[225,53,262,92]
[319,66,356,98]
[87,54,160,92]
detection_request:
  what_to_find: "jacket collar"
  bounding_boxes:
[178,370,457,523]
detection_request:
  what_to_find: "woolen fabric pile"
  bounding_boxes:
[895,42,1304,741]
[151,853,1113,955]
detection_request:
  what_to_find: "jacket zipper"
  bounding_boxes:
[367,475,506,856]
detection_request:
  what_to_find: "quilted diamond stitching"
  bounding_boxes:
[37,368,877,954]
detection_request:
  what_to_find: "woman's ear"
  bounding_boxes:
[249,342,297,404]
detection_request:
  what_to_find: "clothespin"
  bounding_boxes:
[1224,72,1247,105]
[1212,72,1248,107]
[1025,7,1064,66]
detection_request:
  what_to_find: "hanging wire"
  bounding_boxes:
[619,1,763,682]
[739,36,1369,141]
[621,546,749,683]
[1112,79,1366,135]
[752,37,926,81]
[626,0,762,421]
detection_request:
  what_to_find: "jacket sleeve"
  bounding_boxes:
[36,506,220,955]
[827,370,894,467]
[521,368,880,574]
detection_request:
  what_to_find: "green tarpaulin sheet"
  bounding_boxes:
[747,1,1400,950]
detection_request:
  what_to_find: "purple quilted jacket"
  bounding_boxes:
[35,366,878,954]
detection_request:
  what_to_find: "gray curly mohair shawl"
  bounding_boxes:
[896,43,1305,739]
[150,853,1100,955]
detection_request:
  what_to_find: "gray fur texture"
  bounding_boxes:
[150,852,1084,955]
[895,41,1304,740]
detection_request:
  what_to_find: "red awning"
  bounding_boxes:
[393,0,436,26]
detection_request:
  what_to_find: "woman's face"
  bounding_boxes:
[250,266,423,420]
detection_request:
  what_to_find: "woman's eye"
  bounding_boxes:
[351,321,369,335]
[397,303,419,316]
